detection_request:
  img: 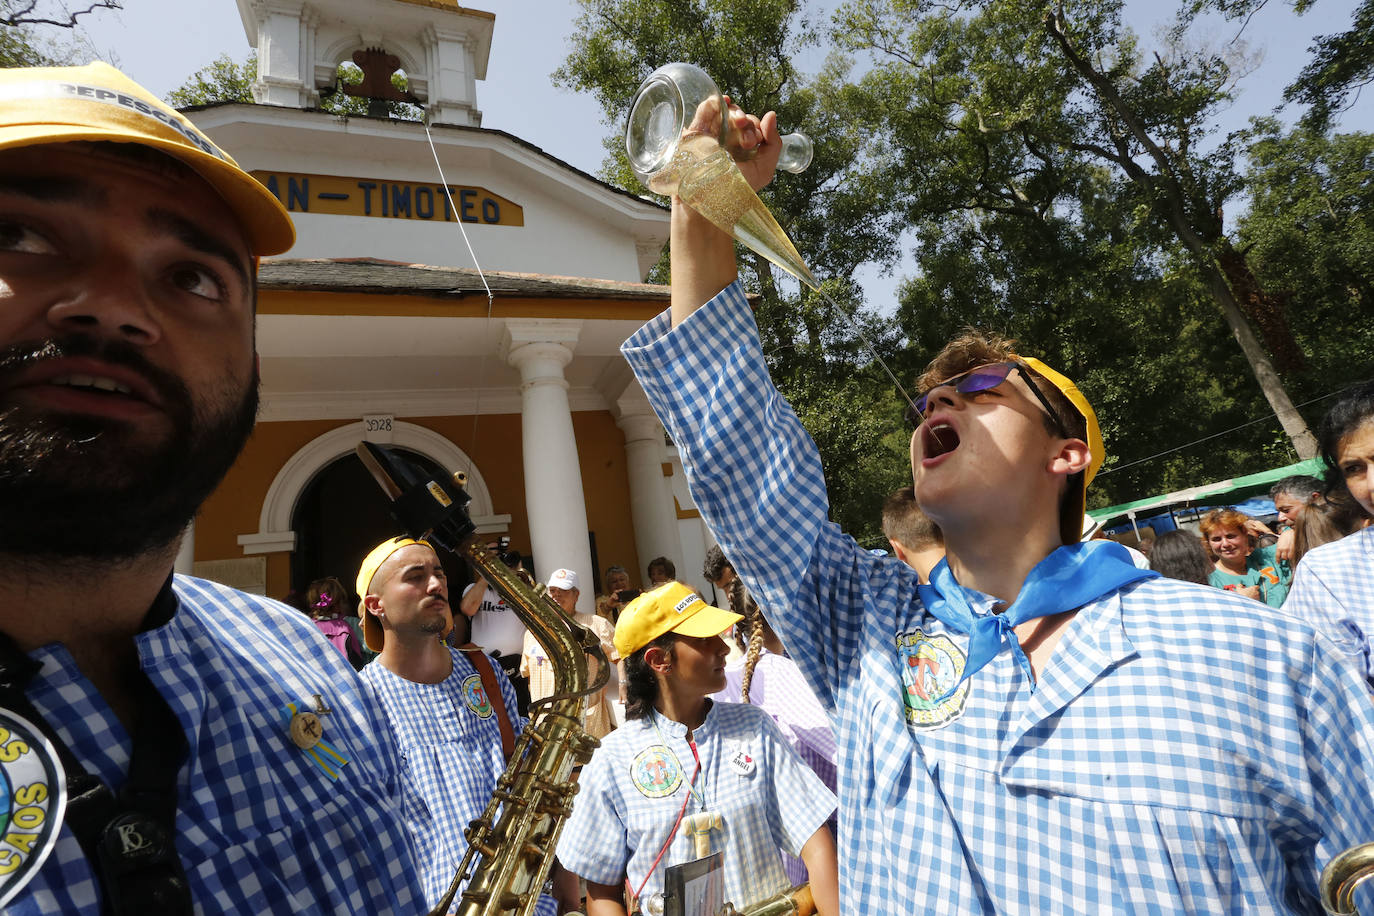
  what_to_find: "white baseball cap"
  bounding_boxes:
[546,568,579,591]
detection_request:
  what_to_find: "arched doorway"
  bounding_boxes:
[290,449,474,635]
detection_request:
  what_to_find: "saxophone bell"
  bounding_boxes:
[1322,842,1374,915]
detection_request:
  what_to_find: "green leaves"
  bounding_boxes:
[166,54,423,120]
[166,53,255,108]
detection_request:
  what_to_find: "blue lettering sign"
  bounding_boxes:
[415,187,434,219]
[391,184,411,218]
[287,177,309,212]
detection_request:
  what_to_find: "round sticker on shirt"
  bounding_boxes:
[630,745,684,798]
[460,674,494,719]
[728,743,756,777]
[0,709,68,908]
[896,629,970,730]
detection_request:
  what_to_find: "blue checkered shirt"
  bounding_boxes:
[557,701,834,910]
[10,575,424,914]
[623,282,1374,914]
[360,646,554,915]
[713,649,836,886]
[1284,527,1374,679]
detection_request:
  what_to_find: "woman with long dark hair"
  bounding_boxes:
[556,582,839,916]
[1285,381,1374,680]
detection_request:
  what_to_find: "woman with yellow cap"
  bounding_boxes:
[555,582,839,916]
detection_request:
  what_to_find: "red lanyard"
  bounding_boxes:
[629,738,703,904]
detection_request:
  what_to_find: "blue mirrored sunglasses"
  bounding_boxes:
[904,361,1064,434]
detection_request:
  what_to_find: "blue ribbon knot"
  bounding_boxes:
[916,540,1157,703]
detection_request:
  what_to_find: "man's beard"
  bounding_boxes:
[0,336,258,560]
[417,600,452,637]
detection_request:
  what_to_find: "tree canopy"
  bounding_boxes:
[558,0,1373,534]
[0,0,110,66]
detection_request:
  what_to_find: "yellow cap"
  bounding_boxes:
[0,62,294,256]
[356,536,450,651]
[1018,356,1104,545]
[613,581,743,658]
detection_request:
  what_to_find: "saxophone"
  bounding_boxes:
[1320,841,1374,915]
[356,442,608,916]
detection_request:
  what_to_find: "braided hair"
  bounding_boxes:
[729,575,767,704]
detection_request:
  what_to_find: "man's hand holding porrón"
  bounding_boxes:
[669,103,785,327]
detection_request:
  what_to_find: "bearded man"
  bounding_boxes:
[356,537,556,915]
[0,63,424,912]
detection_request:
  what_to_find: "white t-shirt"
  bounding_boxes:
[462,583,528,656]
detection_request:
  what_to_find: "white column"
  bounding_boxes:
[503,320,594,613]
[174,521,196,576]
[615,388,684,583]
[248,0,318,108]
[420,24,481,126]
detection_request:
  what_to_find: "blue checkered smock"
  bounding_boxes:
[1284,527,1374,679]
[360,646,555,915]
[557,702,834,910]
[11,575,425,914]
[623,282,1374,914]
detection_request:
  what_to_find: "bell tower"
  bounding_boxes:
[234,0,493,126]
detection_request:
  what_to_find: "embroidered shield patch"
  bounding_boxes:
[461,674,494,718]
[630,745,684,798]
[0,709,67,907]
[896,629,970,729]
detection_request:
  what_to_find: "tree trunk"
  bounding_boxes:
[1216,242,1305,374]
[1046,7,1318,460]
[1197,258,1319,458]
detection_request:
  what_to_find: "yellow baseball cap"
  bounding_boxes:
[1018,356,1104,545]
[613,581,743,658]
[0,62,294,256]
[356,536,450,651]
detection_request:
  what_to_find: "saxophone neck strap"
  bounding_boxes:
[0,578,191,914]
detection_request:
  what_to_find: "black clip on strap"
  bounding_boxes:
[0,630,191,915]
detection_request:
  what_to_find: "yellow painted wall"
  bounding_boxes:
[196,410,642,599]
[572,410,642,591]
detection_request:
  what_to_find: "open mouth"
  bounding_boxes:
[48,373,137,398]
[922,421,960,459]
[8,355,165,414]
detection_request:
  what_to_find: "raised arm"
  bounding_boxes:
[460,581,484,618]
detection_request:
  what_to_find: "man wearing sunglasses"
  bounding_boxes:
[620,105,1374,913]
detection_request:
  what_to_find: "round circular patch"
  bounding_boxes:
[0,709,67,908]
[461,674,494,718]
[897,629,971,729]
[630,745,683,799]
[289,711,323,749]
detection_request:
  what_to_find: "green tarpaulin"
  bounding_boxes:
[1088,457,1327,523]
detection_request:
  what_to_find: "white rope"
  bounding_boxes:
[423,120,493,471]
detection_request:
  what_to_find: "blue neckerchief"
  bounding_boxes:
[916,540,1157,701]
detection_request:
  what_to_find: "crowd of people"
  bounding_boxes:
[5,60,1374,916]
[1138,471,1371,621]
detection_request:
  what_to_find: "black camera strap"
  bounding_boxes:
[0,583,192,915]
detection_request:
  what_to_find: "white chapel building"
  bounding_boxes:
[181,0,716,609]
